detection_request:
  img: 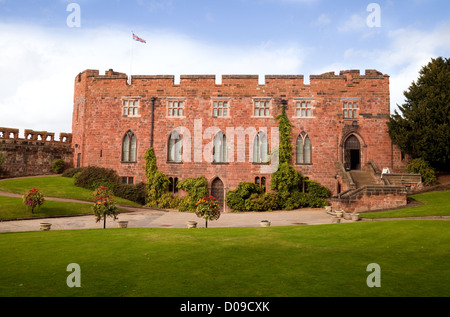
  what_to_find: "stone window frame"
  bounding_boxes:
[212,131,228,164]
[252,97,272,118]
[293,97,315,118]
[255,176,267,193]
[166,97,186,118]
[122,130,137,163]
[167,130,183,163]
[122,97,141,117]
[121,176,134,185]
[211,97,231,118]
[342,98,360,119]
[168,176,179,193]
[296,131,312,165]
[253,131,269,164]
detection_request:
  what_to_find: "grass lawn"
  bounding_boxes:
[0,196,94,220]
[0,221,449,297]
[0,196,129,220]
[361,190,450,219]
[0,176,140,207]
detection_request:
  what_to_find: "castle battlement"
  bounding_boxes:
[0,127,72,144]
[76,68,388,87]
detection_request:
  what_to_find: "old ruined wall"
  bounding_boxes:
[0,127,73,178]
[72,68,397,196]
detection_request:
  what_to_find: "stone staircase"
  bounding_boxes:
[350,170,377,188]
[331,163,410,213]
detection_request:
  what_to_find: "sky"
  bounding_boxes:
[0,0,449,139]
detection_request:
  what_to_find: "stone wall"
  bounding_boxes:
[331,185,408,213]
[0,127,73,178]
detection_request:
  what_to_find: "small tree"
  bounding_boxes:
[195,195,221,228]
[23,188,45,213]
[92,186,119,229]
[51,159,65,174]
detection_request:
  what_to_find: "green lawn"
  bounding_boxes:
[0,221,449,297]
[0,176,140,207]
[0,196,94,220]
[361,190,450,219]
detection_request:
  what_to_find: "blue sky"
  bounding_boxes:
[0,0,449,137]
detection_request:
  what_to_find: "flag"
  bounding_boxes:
[132,33,146,43]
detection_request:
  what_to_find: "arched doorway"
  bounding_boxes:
[211,178,225,212]
[344,135,361,170]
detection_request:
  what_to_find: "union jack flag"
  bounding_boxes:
[133,33,146,43]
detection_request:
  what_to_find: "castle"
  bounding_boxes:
[70,68,421,212]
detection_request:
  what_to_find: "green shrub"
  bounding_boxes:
[306,195,329,208]
[177,177,209,211]
[407,158,438,186]
[226,182,261,212]
[62,167,85,178]
[271,162,303,202]
[74,166,121,191]
[305,179,331,198]
[244,192,280,212]
[51,159,65,174]
[157,193,182,209]
[114,182,147,205]
[283,192,308,210]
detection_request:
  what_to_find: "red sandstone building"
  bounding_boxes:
[72,68,416,212]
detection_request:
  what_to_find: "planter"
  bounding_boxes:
[331,217,341,224]
[187,221,197,228]
[351,213,360,221]
[260,220,271,227]
[335,210,344,218]
[118,221,128,228]
[343,212,352,220]
[40,223,52,231]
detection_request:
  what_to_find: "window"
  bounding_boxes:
[168,177,179,193]
[213,101,229,117]
[295,101,313,117]
[123,99,140,117]
[296,132,312,164]
[255,176,267,193]
[168,130,183,163]
[122,131,137,162]
[121,176,134,185]
[168,100,185,117]
[343,102,358,119]
[253,131,268,163]
[253,100,271,117]
[213,131,227,163]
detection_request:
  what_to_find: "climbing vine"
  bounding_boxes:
[144,148,170,208]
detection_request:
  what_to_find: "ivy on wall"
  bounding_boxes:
[144,148,170,208]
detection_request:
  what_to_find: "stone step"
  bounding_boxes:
[350,171,376,188]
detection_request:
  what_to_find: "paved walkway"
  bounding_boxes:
[1,181,449,233]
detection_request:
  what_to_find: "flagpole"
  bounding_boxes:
[129,30,133,85]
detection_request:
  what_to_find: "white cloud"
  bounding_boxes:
[327,22,450,113]
[338,13,367,33]
[0,23,306,137]
[312,13,331,27]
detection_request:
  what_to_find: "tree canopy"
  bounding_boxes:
[387,57,450,171]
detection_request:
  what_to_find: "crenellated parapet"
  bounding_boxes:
[0,127,72,144]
